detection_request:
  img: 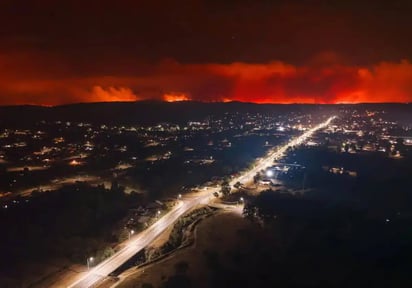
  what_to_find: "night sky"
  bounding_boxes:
[1,0,412,105]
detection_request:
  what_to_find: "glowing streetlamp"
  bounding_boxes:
[239,197,244,205]
[87,257,94,270]
[266,170,274,177]
[129,229,135,239]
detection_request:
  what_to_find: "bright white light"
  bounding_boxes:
[266,170,274,177]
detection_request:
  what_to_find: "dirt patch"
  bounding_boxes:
[116,210,254,288]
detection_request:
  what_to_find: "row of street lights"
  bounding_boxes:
[82,118,335,276]
[87,228,135,270]
[86,193,183,270]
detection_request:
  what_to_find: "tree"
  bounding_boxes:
[344,144,350,152]
[253,172,261,185]
[395,137,405,155]
[221,185,231,196]
[102,247,115,259]
[220,179,231,196]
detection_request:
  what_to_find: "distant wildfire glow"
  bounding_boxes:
[90,86,139,102]
[0,52,412,105]
[163,93,190,102]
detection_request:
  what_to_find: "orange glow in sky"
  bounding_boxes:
[163,93,191,102]
[0,53,411,105]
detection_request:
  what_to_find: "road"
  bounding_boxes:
[232,116,335,187]
[67,116,335,288]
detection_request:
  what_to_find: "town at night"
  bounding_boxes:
[1,1,412,288]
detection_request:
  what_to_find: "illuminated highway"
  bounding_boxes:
[66,116,335,288]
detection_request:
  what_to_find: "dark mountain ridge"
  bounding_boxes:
[0,101,410,127]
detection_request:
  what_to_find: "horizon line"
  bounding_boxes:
[0,99,410,108]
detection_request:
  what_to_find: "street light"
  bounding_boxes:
[239,197,244,205]
[178,194,182,199]
[266,170,274,177]
[129,229,135,239]
[87,257,94,270]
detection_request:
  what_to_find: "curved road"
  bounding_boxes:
[67,116,335,288]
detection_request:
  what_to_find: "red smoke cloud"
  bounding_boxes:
[0,52,411,105]
[89,86,138,102]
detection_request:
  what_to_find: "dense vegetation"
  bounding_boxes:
[162,206,214,254]
[0,183,143,277]
[142,206,214,264]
